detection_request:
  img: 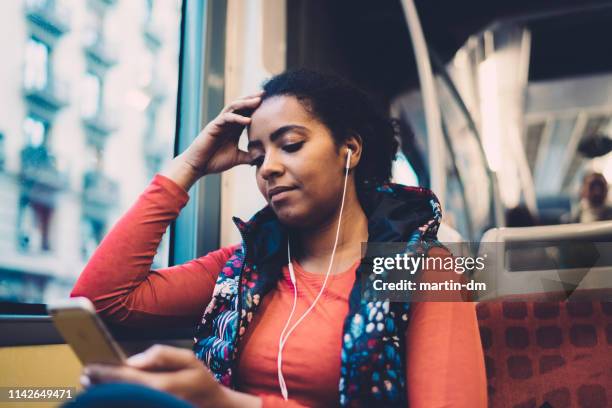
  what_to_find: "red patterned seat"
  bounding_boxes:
[476,289,612,408]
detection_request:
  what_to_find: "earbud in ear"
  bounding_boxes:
[346,148,353,170]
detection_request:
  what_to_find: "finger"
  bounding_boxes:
[220,112,251,126]
[239,90,264,99]
[223,96,262,113]
[80,375,91,389]
[127,345,197,371]
[226,91,264,107]
[236,150,253,166]
[231,96,262,109]
[85,364,150,385]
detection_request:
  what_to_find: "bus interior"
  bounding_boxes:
[1,1,611,407]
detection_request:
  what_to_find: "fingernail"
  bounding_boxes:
[127,352,147,366]
[80,375,91,388]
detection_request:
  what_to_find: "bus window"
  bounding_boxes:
[391,69,496,241]
[392,150,420,187]
[435,73,494,240]
[446,8,612,227]
[0,0,182,304]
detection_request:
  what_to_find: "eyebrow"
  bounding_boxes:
[247,125,308,151]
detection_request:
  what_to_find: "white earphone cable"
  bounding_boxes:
[277,149,352,400]
[276,245,298,400]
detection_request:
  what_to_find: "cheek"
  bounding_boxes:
[255,175,267,198]
[311,154,342,184]
[297,148,341,187]
[299,166,345,206]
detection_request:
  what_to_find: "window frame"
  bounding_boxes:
[170,0,226,266]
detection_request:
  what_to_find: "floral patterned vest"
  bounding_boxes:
[193,183,443,407]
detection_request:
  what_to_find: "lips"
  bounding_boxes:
[268,186,296,200]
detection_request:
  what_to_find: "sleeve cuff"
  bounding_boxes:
[152,173,190,205]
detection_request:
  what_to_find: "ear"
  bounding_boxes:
[344,134,363,170]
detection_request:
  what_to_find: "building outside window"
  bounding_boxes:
[144,0,154,24]
[25,0,48,9]
[17,195,52,252]
[23,115,47,147]
[82,72,101,118]
[0,0,182,303]
[0,132,5,170]
[24,37,49,91]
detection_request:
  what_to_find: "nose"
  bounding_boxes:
[259,151,284,181]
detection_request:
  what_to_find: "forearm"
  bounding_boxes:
[159,153,204,192]
[406,301,487,407]
[406,248,487,407]
[71,175,190,318]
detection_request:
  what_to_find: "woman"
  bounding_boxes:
[71,69,486,407]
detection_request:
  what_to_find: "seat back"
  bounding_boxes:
[477,289,611,408]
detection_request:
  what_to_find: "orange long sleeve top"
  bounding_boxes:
[72,174,487,407]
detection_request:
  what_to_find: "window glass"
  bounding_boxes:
[82,72,101,118]
[23,116,47,146]
[24,38,49,90]
[0,0,182,303]
[443,158,471,239]
[391,150,419,187]
[435,75,494,240]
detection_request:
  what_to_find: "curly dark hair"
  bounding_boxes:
[261,69,398,207]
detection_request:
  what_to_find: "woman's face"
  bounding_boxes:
[247,95,350,227]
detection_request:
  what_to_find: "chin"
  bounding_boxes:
[273,205,312,228]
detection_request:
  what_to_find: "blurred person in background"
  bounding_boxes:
[571,172,612,223]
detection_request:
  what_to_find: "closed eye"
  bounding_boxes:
[282,141,304,153]
[250,142,305,168]
[250,156,264,167]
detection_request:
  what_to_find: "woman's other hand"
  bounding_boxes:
[82,345,261,408]
[160,92,263,191]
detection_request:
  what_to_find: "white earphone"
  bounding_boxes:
[277,148,352,400]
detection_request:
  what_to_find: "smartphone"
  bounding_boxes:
[48,297,126,365]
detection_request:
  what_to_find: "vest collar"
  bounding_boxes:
[231,183,442,263]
